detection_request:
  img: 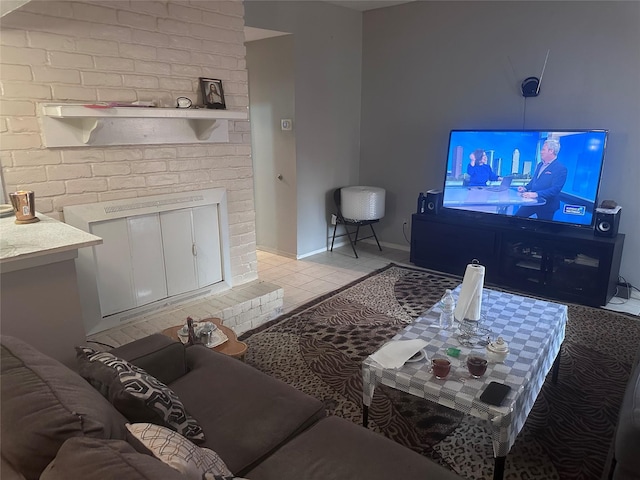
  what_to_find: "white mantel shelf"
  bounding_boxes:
[41,103,249,147]
[42,104,248,120]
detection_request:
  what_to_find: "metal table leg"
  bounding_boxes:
[494,456,506,480]
[552,347,561,384]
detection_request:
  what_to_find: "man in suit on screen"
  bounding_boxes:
[515,138,567,220]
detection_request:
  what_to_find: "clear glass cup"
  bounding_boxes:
[466,352,488,378]
[431,356,451,379]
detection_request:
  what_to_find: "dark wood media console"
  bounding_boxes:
[410,213,625,307]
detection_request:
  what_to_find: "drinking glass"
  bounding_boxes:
[466,352,488,378]
[431,356,451,379]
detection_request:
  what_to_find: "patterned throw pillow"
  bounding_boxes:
[77,347,205,443]
[126,423,233,480]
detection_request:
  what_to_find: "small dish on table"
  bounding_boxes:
[162,317,247,360]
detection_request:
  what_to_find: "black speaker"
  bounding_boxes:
[594,208,621,237]
[425,189,442,214]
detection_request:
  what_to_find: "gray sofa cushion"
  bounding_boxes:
[111,334,187,385]
[39,437,185,480]
[0,336,128,480]
[168,345,326,475]
[246,415,464,480]
[613,359,640,480]
[1,455,26,480]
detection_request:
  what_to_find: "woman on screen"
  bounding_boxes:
[466,149,500,186]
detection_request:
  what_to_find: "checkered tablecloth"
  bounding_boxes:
[362,286,567,457]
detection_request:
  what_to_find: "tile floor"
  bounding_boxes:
[87,242,411,348]
[260,242,640,317]
[89,241,637,348]
[258,243,410,314]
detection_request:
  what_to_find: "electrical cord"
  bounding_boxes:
[609,275,639,306]
[402,221,410,245]
[608,286,628,305]
[617,275,638,298]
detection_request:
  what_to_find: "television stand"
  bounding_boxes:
[410,213,625,307]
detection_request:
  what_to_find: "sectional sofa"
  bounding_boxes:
[605,347,640,480]
[1,333,463,480]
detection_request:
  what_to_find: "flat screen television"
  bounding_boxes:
[441,129,608,230]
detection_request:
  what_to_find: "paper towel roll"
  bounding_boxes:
[454,263,485,322]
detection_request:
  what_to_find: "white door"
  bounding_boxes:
[161,209,199,296]
[91,219,136,316]
[192,204,222,287]
[91,214,167,314]
[128,214,167,306]
[90,207,223,318]
[160,206,223,296]
[247,34,297,256]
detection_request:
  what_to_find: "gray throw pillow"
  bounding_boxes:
[76,347,205,443]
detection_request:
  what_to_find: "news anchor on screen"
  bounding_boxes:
[515,138,568,220]
[466,149,500,186]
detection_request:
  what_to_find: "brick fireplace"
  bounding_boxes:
[0,0,258,291]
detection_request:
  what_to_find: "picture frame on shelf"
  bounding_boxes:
[199,78,226,110]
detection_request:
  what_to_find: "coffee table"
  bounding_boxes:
[362,286,567,480]
[162,317,248,360]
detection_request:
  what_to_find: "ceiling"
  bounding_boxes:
[244,1,415,42]
[245,26,291,43]
[2,0,414,19]
[324,1,414,11]
[1,1,414,38]
[0,0,29,17]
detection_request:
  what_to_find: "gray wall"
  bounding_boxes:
[360,1,640,285]
[2,259,87,367]
[245,1,362,256]
[247,35,297,256]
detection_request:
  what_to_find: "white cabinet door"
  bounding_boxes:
[90,206,223,318]
[128,214,167,306]
[160,209,198,296]
[91,219,135,316]
[160,206,222,295]
[193,205,222,287]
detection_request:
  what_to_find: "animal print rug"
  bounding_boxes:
[240,264,640,480]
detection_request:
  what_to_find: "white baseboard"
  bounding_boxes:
[297,245,337,259]
[256,245,297,260]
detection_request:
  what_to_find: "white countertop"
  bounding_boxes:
[0,212,102,273]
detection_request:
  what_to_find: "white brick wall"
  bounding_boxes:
[0,0,257,285]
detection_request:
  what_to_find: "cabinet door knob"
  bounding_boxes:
[192,243,197,256]
[277,174,283,180]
